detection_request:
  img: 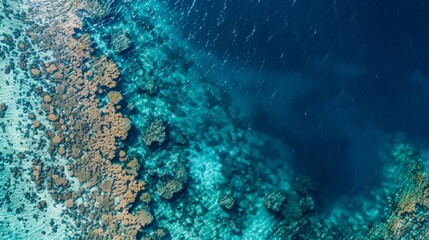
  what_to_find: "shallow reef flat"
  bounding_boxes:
[0,0,76,238]
[1,0,429,239]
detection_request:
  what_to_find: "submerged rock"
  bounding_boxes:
[4,65,11,74]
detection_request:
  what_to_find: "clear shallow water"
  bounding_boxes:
[1,0,429,239]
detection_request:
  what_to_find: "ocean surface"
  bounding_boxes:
[1,0,429,239]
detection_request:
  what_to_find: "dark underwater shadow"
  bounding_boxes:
[246,71,385,208]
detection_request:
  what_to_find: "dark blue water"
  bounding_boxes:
[163,0,429,202]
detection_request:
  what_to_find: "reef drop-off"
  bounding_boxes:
[1,0,429,239]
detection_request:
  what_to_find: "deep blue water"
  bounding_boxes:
[162,0,429,202]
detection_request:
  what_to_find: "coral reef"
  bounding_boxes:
[110,30,132,54]
[218,194,235,210]
[4,0,429,238]
[107,91,123,104]
[20,1,153,238]
[143,119,167,147]
[83,0,112,19]
[368,142,429,239]
[264,191,287,213]
[83,2,298,237]
[157,179,184,200]
[155,161,189,200]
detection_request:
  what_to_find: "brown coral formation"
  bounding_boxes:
[32,120,41,128]
[52,135,62,145]
[65,199,74,208]
[48,113,57,121]
[43,95,52,103]
[25,1,153,239]
[58,147,66,155]
[107,91,123,104]
[30,68,41,77]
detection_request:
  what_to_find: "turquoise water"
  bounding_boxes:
[1,0,429,239]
